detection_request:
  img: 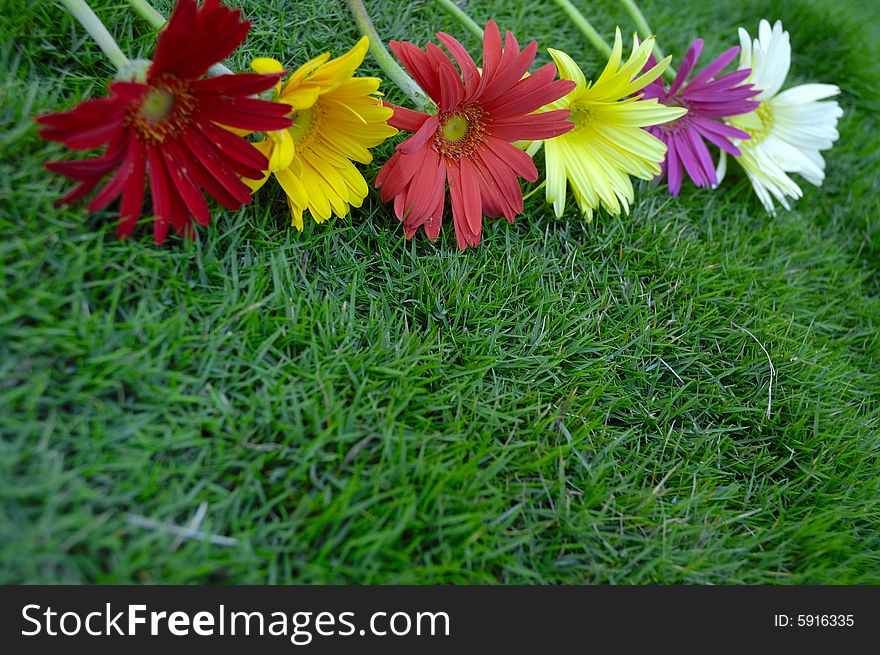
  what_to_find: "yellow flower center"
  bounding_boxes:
[435,106,486,159]
[139,88,175,122]
[288,104,323,149]
[441,114,469,142]
[129,74,195,144]
[730,101,774,149]
[568,102,594,130]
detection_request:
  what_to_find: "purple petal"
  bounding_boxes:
[666,135,682,196]
[688,46,740,88]
[669,39,703,96]
[686,128,717,187]
[693,118,746,156]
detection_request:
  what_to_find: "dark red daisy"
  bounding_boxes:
[37,0,292,243]
[375,21,575,250]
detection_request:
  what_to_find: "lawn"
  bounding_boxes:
[1,0,878,584]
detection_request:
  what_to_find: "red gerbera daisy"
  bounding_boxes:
[37,0,292,244]
[375,21,576,250]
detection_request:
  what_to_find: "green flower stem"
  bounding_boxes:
[125,0,165,29]
[434,0,483,40]
[522,179,546,202]
[550,0,612,59]
[617,0,676,79]
[618,0,660,53]
[348,0,432,111]
[58,0,130,72]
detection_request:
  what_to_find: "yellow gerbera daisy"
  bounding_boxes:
[529,30,687,219]
[246,37,398,229]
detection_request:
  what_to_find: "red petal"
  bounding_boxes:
[45,134,127,182]
[422,166,446,241]
[425,42,465,110]
[180,128,253,204]
[146,145,172,244]
[487,109,573,141]
[376,151,419,201]
[107,81,146,102]
[147,143,195,241]
[46,134,128,206]
[399,114,439,155]
[150,0,250,80]
[437,58,464,111]
[390,41,440,101]
[167,137,244,210]
[385,102,430,132]
[52,177,103,208]
[472,146,523,221]
[483,66,575,117]
[190,72,283,97]
[478,21,503,94]
[483,136,537,182]
[196,95,292,131]
[457,157,484,237]
[436,32,480,99]
[160,142,211,226]
[37,95,128,148]
[401,147,443,227]
[446,160,468,251]
[480,37,538,105]
[195,120,269,176]
[388,142,432,217]
[118,136,146,238]
[87,137,139,212]
[471,160,503,219]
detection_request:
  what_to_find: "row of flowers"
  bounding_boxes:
[39,0,843,250]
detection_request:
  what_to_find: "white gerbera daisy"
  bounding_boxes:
[716,19,843,213]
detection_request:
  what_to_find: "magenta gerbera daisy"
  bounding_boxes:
[375,20,575,250]
[641,39,760,195]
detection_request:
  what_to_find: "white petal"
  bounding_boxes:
[773,99,843,151]
[764,135,825,183]
[738,27,752,70]
[715,149,727,185]
[774,83,841,105]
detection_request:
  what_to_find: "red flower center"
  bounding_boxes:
[435,105,486,159]
[129,74,196,144]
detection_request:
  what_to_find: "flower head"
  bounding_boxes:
[37,0,292,243]
[530,29,687,219]
[717,19,843,213]
[641,39,760,195]
[375,21,576,250]
[244,37,397,230]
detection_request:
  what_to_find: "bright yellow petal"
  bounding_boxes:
[243,171,270,193]
[280,86,321,111]
[547,48,586,92]
[275,167,309,207]
[267,129,295,172]
[286,52,332,90]
[251,57,283,74]
[254,38,397,230]
[287,197,305,231]
[251,57,284,95]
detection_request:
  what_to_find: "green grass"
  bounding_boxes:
[1,0,878,584]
